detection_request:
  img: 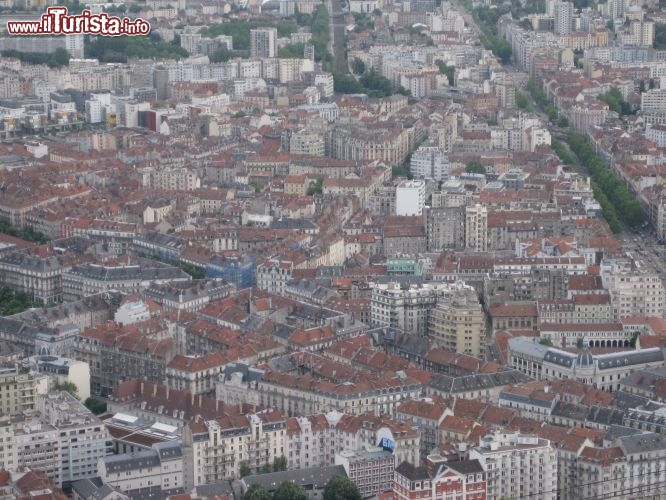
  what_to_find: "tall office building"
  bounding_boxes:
[465,204,488,252]
[250,28,277,58]
[554,1,574,36]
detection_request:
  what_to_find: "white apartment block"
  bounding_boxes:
[410,146,450,181]
[371,282,438,335]
[98,442,183,496]
[641,89,666,112]
[395,180,426,216]
[465,204,488,252]
[0,392,112,486]
[0,366,44,417]
[646,123,666,147]
[469,431,557,500]
[600,258,666,319]
[183,410,287,487]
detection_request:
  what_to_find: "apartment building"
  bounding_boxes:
[370,282,438,335]
[469,431,557,500]
[0,250,80,304]
[217,366,423,418]
[182,409,287,487]
[76,322,176,397]
[393,460,487,500]
[142,280,235,312]
[409,146,450,181]
[335,447,394,497]
[600,257,666,320]
[537,294,613,325]
[395,398,452,457]
[250,28,277,58]
[0,392,112,486]
[395,180,426,217]
[62,261,189,301]
[428,282,485,357]
[165,352,228,396]
[256,260,294,295]
[465,204,488,252]
[0,366,44,416]
[97,442,183,497]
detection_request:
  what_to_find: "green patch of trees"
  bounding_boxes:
[0,219,48,243]
[351,57,365,75]
[551,139,574,165]
[278,42,305,58]
[1,48,69,68]
[84,397,107,415]
[86,35,188,62]
[539,338,553,346]
[244,484,271,500]
[435,59,455,86]
[515,89,533,112]
[566,131,645,232]
[526,79,549,108]
[210,47,235,62]
[53,381,79,398]
[465,161,487,175]
[479,32,512,63]
[0,287,39,316]
[333,68,395,97]
[598,88,632,116]
[310,5,331,62]
[392,166,413,179]
[200,19,298,50]
[323,475,362,500]
[471,6,512,62]
[359,69,392,97]
[273,481,308,500]
[352,11,374,32]
[307,178,323,195]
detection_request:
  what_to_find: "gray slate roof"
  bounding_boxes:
[243,465,347,493]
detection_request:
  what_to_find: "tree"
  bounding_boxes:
[323,475,362,500]
[306,178,323,195]
[273,481,308,500]
[240,461,252,478]
[576,338,585,349]
[515,89,533,112]
[392,165,413,179]
[84,397,107,415]
[539,338,553,346]
[435,59,455,86]
[629,331,640,348]
[351,57,366,75]
[54,381,79,398]
[243,484,271,500]
[465,161,487,175]
[557,116,569,128]
[654,22,666,50]
[278,42,305,58]
[210,47,234,62]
